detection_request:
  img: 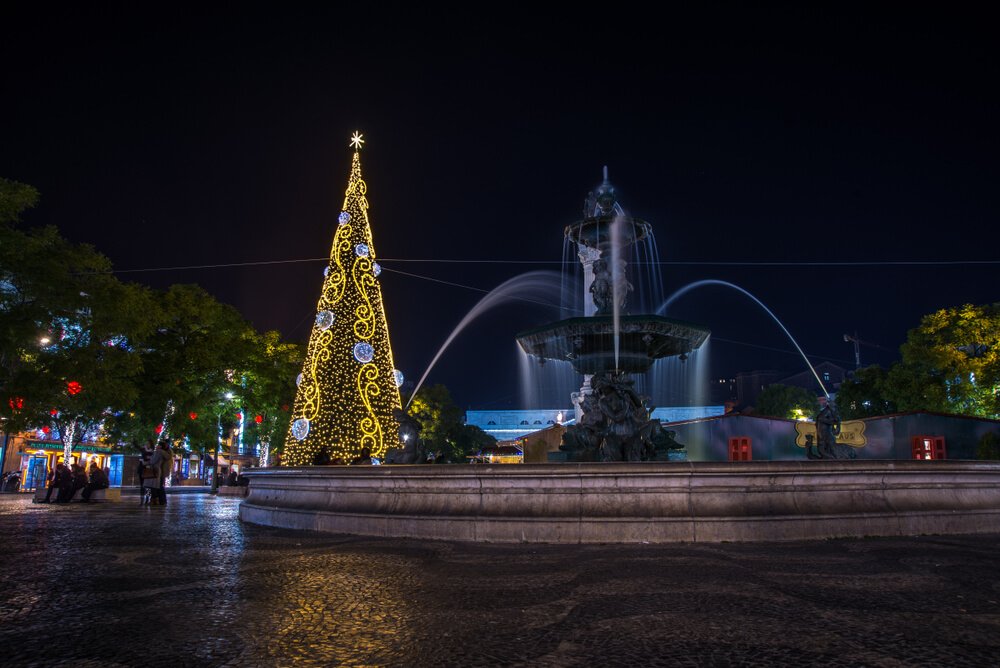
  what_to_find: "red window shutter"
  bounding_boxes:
[932,437,946,460]
[912,436,946,460]
[728,437,752,461]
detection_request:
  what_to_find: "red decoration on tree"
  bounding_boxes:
[41,426,51,435]
[155,424,164,435]
[67,381,82,395]
[236,412,243,420]
[50,408,58,416]
[281,404,289,411]
[189,412,198,420]
[8,397,24,410]
[254,414,263,424]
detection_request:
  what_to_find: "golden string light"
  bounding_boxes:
[282,136,402,465]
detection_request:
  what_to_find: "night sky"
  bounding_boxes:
[3,5,998,410]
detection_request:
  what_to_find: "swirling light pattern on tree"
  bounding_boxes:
[282,134,402,465]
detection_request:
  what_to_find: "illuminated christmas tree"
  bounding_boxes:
[282,132,402,465]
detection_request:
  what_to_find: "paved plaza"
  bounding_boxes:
[1,494,999,667]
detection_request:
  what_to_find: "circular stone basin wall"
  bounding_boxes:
[239,461,1000,544]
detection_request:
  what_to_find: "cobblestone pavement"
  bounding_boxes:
[1,495,999,667]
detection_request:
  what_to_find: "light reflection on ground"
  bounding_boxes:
[1,493,999,666]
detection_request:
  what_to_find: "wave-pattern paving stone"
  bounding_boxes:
[1,494,1000,666]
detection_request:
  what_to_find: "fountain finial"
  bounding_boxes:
[595,167,616,215]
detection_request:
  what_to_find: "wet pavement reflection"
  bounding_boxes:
[1,494,999,667]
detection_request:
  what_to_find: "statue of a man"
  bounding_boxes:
[590,258,614,315]
[814,395,841,458]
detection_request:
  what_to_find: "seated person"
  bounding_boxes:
[81,461,109,502]
[68,463,88,500]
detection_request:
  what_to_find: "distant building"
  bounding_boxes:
[465,409,572,442]
[465,405,726,442]
[711,375,737,404]
[732,362,850,411]
[734,369,782,408]
[775,361,848,398]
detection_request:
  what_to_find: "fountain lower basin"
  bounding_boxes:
[239,461,1000,543]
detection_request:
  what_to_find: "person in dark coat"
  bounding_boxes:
[42,463,60,502]
[68,463,87,501]
[81,461,109,502]
[137,449,153,504]
[150,440,173,506]
[54,463,75,503]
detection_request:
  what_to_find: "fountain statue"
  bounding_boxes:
[516,169,710,461]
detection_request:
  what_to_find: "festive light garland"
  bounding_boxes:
[282,134,402,465]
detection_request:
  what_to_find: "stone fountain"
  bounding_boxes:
[516,169,709,461]
[239,167,1000,544]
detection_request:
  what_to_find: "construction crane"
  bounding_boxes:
[843,332,881,369]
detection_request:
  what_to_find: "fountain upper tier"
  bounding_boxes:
[564,213,650,252]
[564,170,650,252]
[516,314,710,375]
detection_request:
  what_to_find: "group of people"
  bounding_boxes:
[41,459,109,503]
[137,439,174,506]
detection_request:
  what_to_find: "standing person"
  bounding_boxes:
[81,460,109,502]
[137,450,152,505]
[150,440,173,507]
[42,462,60,502]
[142,452,162,506]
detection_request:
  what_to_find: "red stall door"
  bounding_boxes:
[911,436,946,460]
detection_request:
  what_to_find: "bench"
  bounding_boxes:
[71,487,121,502]
[33,486,121,502]
[216,485,248,497]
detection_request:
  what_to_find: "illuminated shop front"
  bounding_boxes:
[8,437,121,492]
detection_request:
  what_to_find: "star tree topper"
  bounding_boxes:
[350,131,365,150]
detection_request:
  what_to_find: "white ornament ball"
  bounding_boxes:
[315,310,334,330]
[291,418,310,441]
[353,342,375,363]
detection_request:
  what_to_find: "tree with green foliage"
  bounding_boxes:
[754,384,820,419]
[890,303,1000,418]
[403,384,494,463]
[836,365,897,419]
[2,178,305,469]
[0,178,38,225]
[1,183,157,460]
[977,431,1000,460]
[104,284,258,454]
[450,423,497,460]
[238,330,303,465]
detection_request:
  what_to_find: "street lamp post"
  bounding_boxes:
[211,415,222,494]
